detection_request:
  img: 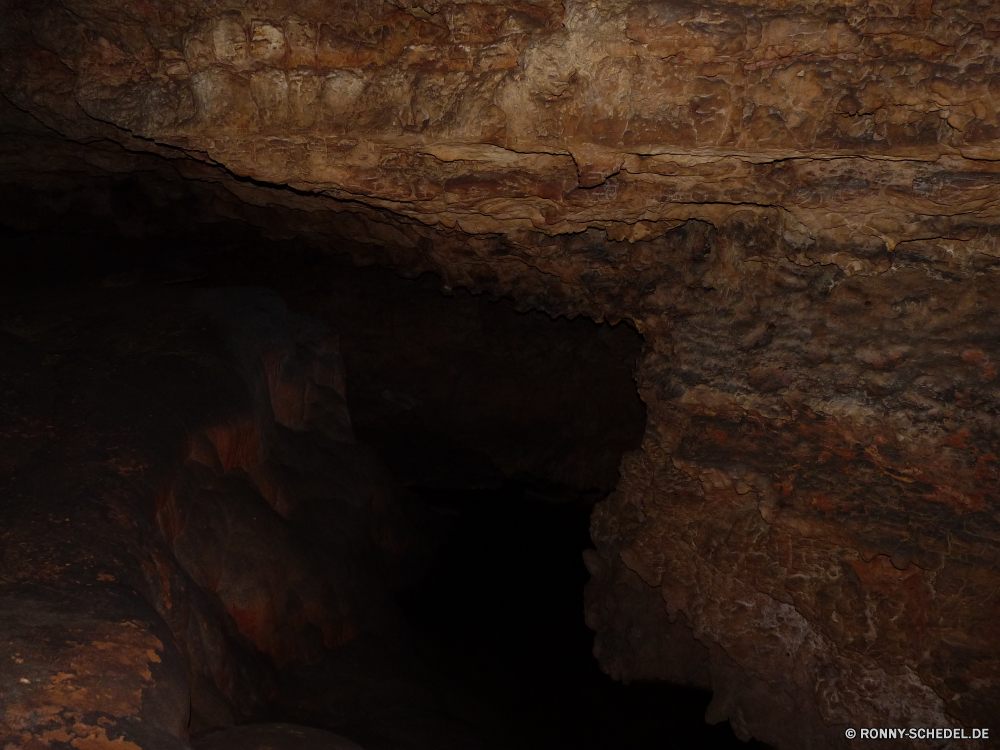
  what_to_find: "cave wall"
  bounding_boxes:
[3,0,1000,746]
[0,281,417,743]
[196,251,646,495]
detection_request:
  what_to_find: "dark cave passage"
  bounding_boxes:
[7,0,1000,739]
[395,485,770,750]
[257,483,772,750]
[189,244,772,749]
[1,223,768,749]
[194,243,650,498]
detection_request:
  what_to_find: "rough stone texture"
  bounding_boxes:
[3,0,1000,747]
[6,0,1000,247]
[0,279,415,743]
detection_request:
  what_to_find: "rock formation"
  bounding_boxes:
[2,0,1000,746]
[0,283,418,744]
[203,253,646,494]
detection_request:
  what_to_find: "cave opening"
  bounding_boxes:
[6,0,1000,740]
[389,484,769,750]
[1,214,766,749]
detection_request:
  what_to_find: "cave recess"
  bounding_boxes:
[3,0,1000,747]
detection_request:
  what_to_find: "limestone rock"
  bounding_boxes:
[3,0,1000,746]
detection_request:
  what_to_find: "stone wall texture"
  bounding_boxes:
[3,0,1000,747]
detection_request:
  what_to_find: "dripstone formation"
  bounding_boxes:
[2,0,999,747]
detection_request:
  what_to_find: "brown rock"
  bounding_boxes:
[3,0,1000,746]
[0,283,416,739]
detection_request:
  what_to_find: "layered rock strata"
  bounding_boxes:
[3,0,1000,747]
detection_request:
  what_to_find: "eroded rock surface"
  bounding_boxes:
[0,279,416,743]
[5,0,1000,246]
[3,0,1000,747]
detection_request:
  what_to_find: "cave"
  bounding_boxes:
[1,203,768,750]
[2,1,1000,748]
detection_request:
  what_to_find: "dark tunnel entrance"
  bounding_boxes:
[393,485,769,750]
[0,220,769,749]
[195,247,771,749]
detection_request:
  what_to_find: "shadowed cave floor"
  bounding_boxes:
[269,485,774,750]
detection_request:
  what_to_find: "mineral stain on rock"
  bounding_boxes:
[1,0,999,747]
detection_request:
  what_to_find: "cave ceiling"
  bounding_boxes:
[2,0,1000,747]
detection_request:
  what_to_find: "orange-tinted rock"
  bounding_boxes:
[0,282,416,739]
[3,0,1000,746]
